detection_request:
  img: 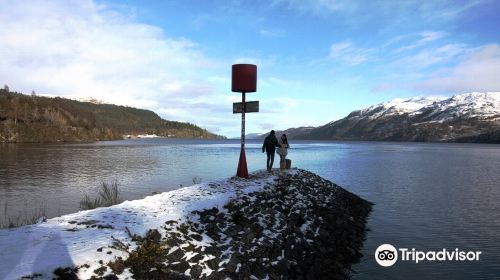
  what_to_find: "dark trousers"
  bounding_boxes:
[266,151,275,170]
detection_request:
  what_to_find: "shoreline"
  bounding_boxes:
[3,136,499,145]
[0,135,227,144]
[0,169,372,279]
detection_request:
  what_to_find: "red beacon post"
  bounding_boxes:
[232,64,258,178]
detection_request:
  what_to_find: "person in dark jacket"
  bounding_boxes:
[262,130,281,172]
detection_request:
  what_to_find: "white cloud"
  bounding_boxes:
[391,43,468,70]
[270,0,486,21]
[371,83,396,93]
[259,76,300,89]
[233,56,276,67]
[394,31,447,53]
[415,44,500,93]
[419,31,447,44]
[329,41,371,65]
[270,0,352,15]
[0,0,243,134]
[248,97,333,133]
[259,29,285,38]
[260,97,299,113]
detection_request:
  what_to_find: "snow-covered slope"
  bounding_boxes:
[350,92,500,122]
[356,96,445,119]
[0,171,277,279]
[414,92,500,122]
[295,92,500,142]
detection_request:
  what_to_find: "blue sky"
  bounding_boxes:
[1,0,499,137]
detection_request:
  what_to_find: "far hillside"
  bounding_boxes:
[256,92,500,144]
[0,88,225,143]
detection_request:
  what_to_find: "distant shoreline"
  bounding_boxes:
[0,136,224,144]
[3,137,499,145]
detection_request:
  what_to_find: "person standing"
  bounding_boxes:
[277,134,289,169]
[262,130,280,172]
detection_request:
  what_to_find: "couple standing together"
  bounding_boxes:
[262,130,289,172]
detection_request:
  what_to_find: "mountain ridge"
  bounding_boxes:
[259,92,500,143]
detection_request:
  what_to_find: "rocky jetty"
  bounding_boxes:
[88,170,372,279]
[1,169,372,280]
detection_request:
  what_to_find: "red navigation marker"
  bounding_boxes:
[232,64,257,93]
[231,64,258,178]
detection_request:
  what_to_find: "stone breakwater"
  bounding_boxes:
[84,169,372,280]
[5,169,372,280]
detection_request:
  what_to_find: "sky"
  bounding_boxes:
[1,0,499,137]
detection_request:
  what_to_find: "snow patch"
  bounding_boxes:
[0,169,279,279]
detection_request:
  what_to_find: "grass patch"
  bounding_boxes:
[79,180,122,210]
[0,201,46,229]
[192,176,202,184]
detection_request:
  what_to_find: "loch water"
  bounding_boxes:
[1,139,499,279]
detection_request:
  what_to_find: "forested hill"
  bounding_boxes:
[0,89,225,142]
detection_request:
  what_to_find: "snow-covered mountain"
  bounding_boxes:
[412,92,500,122]
[349,96,445,120]
[292,92,500,143]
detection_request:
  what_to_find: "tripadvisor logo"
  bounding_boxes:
[375,244,482,267]
[375,244,398,267]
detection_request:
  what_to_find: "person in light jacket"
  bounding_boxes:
[277,134,289,169]
[262,130,281,172]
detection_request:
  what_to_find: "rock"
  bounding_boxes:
[189,233,203,241]
[165,220,178,225]
[103,274,119,280]
[189,253,204,263]
[190,265,203,278]
[225,258,239,273]
[145,229,162,243]
[167,248,185,261]
[169,261,189,273]
[206,258,219,270]
[53,267,79,280]
[204,246,221,257]
[166,236,182,247]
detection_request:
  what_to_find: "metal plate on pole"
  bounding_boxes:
[233,101,259,114]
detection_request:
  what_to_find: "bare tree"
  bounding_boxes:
[12,97,20,125]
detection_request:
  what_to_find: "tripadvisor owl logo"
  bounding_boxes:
[375,244,398,267]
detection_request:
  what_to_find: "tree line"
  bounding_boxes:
[0,88,223,142]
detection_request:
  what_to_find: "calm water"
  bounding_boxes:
[1,139,499,279]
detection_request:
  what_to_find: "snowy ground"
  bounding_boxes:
[0,169,281,279]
